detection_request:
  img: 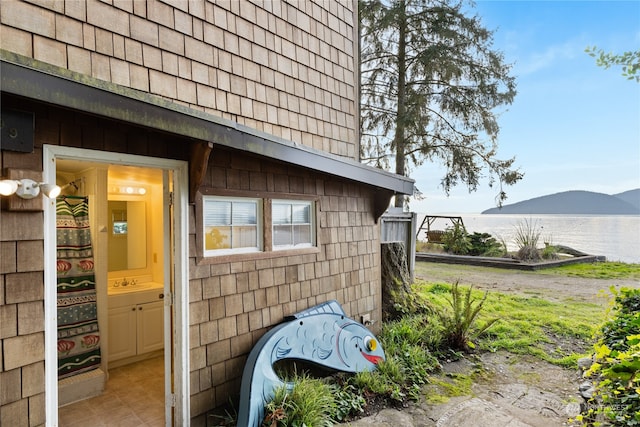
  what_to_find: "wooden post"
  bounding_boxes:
[189,141,213,203]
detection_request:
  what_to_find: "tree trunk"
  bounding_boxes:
[393,1,407,209]
[381,242,411,321]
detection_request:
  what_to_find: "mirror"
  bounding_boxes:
[108,201,147,271]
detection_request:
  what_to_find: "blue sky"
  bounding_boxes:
[410,0,640,214]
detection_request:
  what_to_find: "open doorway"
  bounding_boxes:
[43,146,190,426]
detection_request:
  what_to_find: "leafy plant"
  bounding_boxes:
[442,223,471,255]
[350,369,392,397]
[600,313,640,352]
[331,384,366,422]
[617,288,640,314]
[434,282,499,351]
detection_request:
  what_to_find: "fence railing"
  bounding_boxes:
[380,208,417,282]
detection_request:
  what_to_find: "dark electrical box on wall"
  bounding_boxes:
[0,109,35,153]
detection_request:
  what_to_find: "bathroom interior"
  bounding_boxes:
[55,160,168,425]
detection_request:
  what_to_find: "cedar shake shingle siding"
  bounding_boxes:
[0,0,359,158]
[189,147,382,414]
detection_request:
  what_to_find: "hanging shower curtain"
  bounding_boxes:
[56,197,101,379]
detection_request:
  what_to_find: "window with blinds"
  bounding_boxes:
[272,200,315,249]
[203,197,261,255]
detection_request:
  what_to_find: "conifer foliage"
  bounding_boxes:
[359,0,523,207]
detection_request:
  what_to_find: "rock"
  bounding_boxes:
[577,356,593,372]
[579,381,595,400]
[555,245,591,257]
[338,408,415,427]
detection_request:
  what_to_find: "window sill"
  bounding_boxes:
[195,246,320,265]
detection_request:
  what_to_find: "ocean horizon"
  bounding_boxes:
[416,213,640,264]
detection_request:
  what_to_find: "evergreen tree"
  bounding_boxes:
[360,0,522,208]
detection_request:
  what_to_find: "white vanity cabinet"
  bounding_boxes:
[136,300,164,354]
[107,287,164,363]
[107,305,137,361]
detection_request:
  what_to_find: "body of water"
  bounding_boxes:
[417,214,640,264]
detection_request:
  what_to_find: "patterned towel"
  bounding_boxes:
[56,197,101,379]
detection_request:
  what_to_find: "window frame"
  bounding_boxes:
[271,199,316,250]
[196,190,320,264]
[201,195,263,257]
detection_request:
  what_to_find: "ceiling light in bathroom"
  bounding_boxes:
[110,185,147,195]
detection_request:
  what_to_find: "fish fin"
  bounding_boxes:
[316,347,333,360]
[286,300,346,320]
[276,346,292,358]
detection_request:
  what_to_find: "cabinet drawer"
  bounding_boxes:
[108,288,164,309]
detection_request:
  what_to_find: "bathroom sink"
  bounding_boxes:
[108,282,163,295]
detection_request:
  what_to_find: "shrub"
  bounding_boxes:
[442,223,471,255]
[441,227,505,257]
[541,243,559,260]
[579,288,640,426]
[541,235,559,260]
[468,232,506,257]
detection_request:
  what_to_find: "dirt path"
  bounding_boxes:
[342,262,639,427]
[415,261,639,305]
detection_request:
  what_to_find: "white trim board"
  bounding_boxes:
[43,145,190,426]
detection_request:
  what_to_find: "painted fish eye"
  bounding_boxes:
[364,336,377,352]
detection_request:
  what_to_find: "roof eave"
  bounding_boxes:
[0,52,414,196]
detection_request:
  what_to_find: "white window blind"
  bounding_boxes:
[272,200,314,249]
[203,197,261,255]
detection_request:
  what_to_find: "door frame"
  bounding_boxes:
[43,145,190,426]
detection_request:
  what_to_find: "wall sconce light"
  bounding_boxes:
[0,179,19,196]
[0,179,61,199]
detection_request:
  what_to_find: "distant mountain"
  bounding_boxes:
[482,190,640,215]
[614,189,640,212]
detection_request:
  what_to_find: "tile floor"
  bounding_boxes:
[58,356,165,426]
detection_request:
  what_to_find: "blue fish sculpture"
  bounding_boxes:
[236,300,385,427]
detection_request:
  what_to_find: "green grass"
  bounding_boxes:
[538,261,640,279]
[415,281,608,367]
[416,259,640,281]
[264,374,336,427]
